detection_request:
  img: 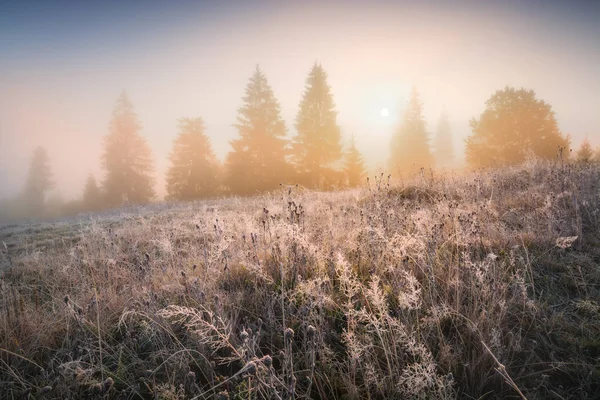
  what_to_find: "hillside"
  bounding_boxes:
[1,161,599,399]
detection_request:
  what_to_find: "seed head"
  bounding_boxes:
[102,377,114,393]
[91,383,102,394]
[260,355,272,368]
[244,361,257,376]
[216,391,230,400]
[284,327,294,341]
[306,325,316,339]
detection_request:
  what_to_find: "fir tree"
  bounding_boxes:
[292,62,342,187]
[166,118,220,201]
[344,134,366,187]
[82,174,103,211]
[389,87,433,177]
[576,138,594,163]
[23,146,54,216]
[225,66,290,195]
[434,111,455,169]
[101,92,155,206]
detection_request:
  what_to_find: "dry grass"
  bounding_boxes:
[1,160,600,399]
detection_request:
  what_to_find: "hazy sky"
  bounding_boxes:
[1,0,599,199]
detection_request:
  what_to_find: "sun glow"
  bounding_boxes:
[380,108,389,117]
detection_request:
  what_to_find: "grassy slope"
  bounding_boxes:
[1,161,599,399]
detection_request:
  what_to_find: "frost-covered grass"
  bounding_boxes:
[1,161,599,399]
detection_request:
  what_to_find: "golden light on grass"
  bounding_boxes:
[2,161,600,398]
[1,1,599,399]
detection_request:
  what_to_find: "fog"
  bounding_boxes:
[1,0,599,202]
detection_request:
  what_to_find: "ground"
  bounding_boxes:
[1,161,599,399]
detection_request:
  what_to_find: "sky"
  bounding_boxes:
[1,0,599,200]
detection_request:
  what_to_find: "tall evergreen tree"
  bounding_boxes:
[292,62,342,187]
[225,66,290,195]
[344,134,366,187]
[101,92,155,206]
[576,138,594,163]
[23,146,54,216]
[389,87,433,177]
[434,111,455,169]
[166,118,220,201]
[82,174,103,211]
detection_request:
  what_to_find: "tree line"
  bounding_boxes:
[4,63,595,220]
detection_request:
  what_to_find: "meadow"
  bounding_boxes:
[1,160,599,399]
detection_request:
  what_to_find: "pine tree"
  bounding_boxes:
[82,174,103,211]
[225,66,290,195]
[576,138,594,163]
[434,111,455,169]
[389,87,433,177]
[101,92,155,206]
[166,118,220,201]
[292,63,342,187]
[344,134,366,187]
[23,146,54,216]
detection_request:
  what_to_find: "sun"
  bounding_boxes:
[380,108,389,117]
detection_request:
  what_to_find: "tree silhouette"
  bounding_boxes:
[82,174,103,211]
[166,118,220,201]
[466,87,570,168]
[101,92,155,206]
[434,111,455,169]
[576,138,594,163]
[292,62,342,187]
[344,134,366,187]
[389,87,433,177]
[23,146,54,216]
[225,66,291,195]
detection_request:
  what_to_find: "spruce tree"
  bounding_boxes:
[225,66,290,195]
[23,146,54,216]
[292,62,342,187]
[434,111,455,169]
[576,138,594,163]
[344,134,366,187]
[166,118,220,201]
[101,92,155,206]
[389,87,433,177]
[82,174,103,211]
